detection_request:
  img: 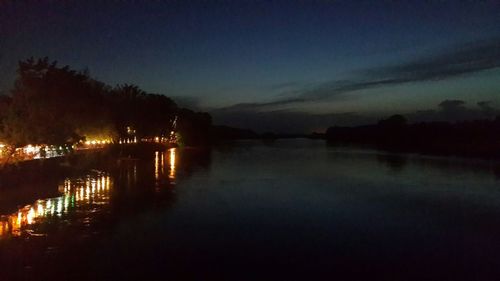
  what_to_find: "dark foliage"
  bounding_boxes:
[108,84,178,139]
[326,114,500,158]
[0,57,212,148]
[210,125,259,141]
[177,108,212,146]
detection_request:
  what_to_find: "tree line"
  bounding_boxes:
[326,114,500,158]
[0,57,212,153]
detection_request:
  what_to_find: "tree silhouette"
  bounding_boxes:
[0,57,116,147]
[0,57,214,157]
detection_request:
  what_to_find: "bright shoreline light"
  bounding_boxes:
[83,138,113,147]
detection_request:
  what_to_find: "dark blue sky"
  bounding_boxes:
[1,1,500,132]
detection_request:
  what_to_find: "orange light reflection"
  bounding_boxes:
[0,172,112,239]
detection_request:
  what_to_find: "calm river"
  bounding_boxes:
[1,139,500,280]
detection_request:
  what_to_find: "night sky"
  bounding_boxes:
[1,1,500,133]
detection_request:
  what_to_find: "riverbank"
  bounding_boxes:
[0,143,174,189]
[325,119,500,159]
[2,139,500,281]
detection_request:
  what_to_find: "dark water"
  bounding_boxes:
[1,139,500,280]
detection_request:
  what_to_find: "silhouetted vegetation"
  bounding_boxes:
[326,114,500,158]
[177,108,212,146]
[210,125,259,141]
[0,57,212,151]
[210,126,315,142]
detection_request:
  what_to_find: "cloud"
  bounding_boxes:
[408,99,499,122]
[212,109,374,134]
[369,38,500,81]
[438,99,467,112]
[304,38,500,100]
[478,100,494,111]
[171,96,203,111]
[214,98,306,112]
[477,100,497,117]
[214,99,500,133]
[218,37,500,112]
[268,81,304,91]
[213,38,500,132]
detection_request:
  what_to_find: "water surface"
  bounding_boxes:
[1,140,500,280]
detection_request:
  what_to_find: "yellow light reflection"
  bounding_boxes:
[155,151,160,180]
[0,172,113,239]
[37,203,44,216]
[56,198,63,216]
[169,148,176,180]
[0,221,6,236]
[27,207,35,224]
[46,199,52,214]
[161,152,165,175]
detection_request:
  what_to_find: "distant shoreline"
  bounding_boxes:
[324,116,500,159]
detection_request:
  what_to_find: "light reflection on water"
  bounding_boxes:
[2,141,500,280]
[155,147,177,183]
[0,172,111,239]
[0,148,178,240]
[169,148,176,180]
